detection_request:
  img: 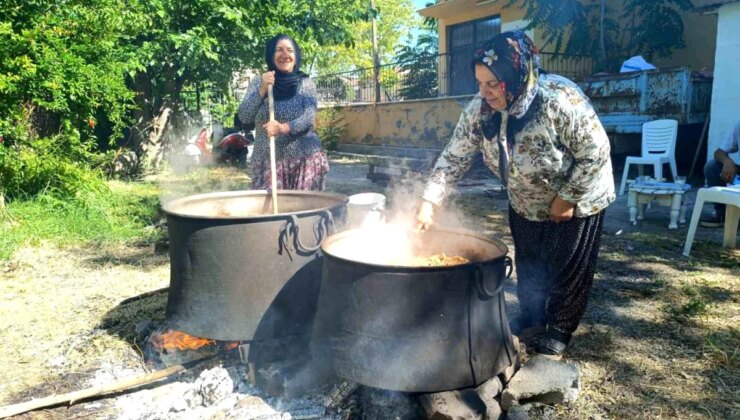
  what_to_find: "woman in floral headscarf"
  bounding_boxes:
[416,31,615,358]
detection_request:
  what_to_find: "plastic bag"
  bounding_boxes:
[620,55,657,73]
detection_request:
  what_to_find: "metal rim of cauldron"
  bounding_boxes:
[320,227,510,272]
[161,189,349,221]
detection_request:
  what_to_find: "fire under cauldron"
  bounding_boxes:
[162,190,347,365]
[312,227,518,393]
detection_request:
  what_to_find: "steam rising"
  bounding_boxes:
[335,181,495,266]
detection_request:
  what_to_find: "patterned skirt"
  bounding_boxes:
[251,150,329,191]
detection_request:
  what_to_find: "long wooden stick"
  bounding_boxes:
[0,355,217,419]
[267,84,279,215]
[689,112,710,181]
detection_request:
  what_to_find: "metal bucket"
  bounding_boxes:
[347,192,386,228]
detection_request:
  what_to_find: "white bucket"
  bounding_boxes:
[347,193,386,228]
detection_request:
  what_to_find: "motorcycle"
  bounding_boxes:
[183,124,253,168]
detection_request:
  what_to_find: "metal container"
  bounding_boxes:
[162,190,347,364]
[312,228,517,392]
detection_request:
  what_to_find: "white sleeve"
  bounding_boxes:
[719,120,740,154]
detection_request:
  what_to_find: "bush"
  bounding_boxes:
[316,107,346,151]
[0,136,108,201]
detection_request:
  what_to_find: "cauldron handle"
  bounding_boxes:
[475,256,512,298]
[285,211,334,255]
[504,256,513,278]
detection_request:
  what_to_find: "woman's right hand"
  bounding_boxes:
[415,201,435,232]
[259,71,276,97]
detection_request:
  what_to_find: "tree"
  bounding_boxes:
[0,0,136,145]
[395,3,439,100]
[121,0,368,166]
[504,0,693,72]
[312,0,419,74]
[0,0,370,196]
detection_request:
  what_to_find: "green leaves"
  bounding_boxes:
[0,0,370,199]
[505,0,692,73]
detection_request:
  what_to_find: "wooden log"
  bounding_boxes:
[0,354,217,419]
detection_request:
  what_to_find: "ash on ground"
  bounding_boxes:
[104,360,360,420]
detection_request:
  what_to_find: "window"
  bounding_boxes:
[447,15,501,96]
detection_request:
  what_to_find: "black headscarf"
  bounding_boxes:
[265,34,309,101]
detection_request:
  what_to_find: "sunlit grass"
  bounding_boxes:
[0,181,162,260]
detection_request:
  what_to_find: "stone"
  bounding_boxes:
[476,376,503,405]
[417,389,485,419]
[484,399,504,420]
[500,356,580,411]
[505,405,529,420]
[196,366,235,406]
[476,376,506,419]
[499,356,521,385]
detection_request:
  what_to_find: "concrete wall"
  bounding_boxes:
[318,96,474,149]
[707,1,740,162]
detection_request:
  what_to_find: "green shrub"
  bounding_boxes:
[0,136,108,200]
[316,106,346,151]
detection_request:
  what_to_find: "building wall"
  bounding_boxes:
[652,11,718,71]
[318,95,474,149]
[425,0,717,71]
[707,1,740,162]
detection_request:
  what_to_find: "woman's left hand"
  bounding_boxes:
[263,121,290,137]
[550,196,575,223]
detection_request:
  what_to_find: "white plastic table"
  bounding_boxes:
[628,182,690,229]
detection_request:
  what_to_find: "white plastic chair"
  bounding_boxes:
[683,187,740,256]
[619,119,679,195]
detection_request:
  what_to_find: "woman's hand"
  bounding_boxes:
[550,196,575,223]
[259,71,276,97]
[416,201,435,232]
[262,121,290,137]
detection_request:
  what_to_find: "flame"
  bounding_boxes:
[150,330,216,352]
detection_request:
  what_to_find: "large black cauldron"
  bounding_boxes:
[312,228,517,392]
[162,190,347,364]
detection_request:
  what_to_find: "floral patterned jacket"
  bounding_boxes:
[422,74,615,222]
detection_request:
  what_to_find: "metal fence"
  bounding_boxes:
[315,52,594,105]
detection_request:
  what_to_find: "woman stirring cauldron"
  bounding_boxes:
[416,31,615,359]
[238,34,329,191]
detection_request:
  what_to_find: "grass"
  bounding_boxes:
[0,166,252,261]
[0,181,161,261]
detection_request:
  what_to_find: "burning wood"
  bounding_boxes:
[149,329,216,352]
[144,329,241,370]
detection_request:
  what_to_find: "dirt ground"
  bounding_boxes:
[0,158,738,419]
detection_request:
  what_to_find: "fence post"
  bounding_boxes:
[371,0,380,103]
